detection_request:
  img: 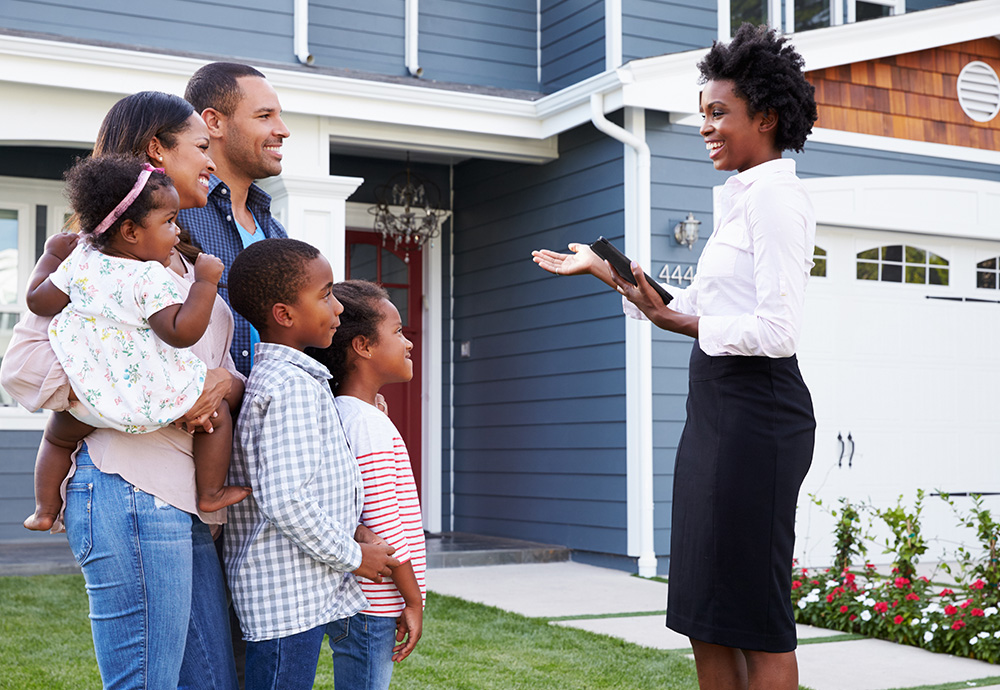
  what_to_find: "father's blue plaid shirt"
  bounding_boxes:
[178,175,287,378]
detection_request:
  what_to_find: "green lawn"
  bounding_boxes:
[0,575,700,690]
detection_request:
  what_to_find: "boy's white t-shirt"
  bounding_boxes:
[335,395,427,616]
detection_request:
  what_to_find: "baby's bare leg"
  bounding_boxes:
[192,400,250,512]
[25,411,94,531]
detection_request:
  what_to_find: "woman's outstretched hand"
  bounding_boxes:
[532,243,604,279]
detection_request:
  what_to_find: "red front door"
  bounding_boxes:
[345,231,423,498]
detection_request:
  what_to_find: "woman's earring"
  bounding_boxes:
[158,156,163,162]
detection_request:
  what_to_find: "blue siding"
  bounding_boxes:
[541,0,605,93]
[418,0,538,91]
[622,0,717,62]
[1,0,294,64]
[0,430,53,542]
[311,1,406,75]
[450,122,629,554]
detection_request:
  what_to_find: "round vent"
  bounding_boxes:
[957,61,1000,123]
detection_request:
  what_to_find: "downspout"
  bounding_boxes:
[589,93,657,578]
[605,0,622,70]
[293,0,314,65]
[406,0,423,77]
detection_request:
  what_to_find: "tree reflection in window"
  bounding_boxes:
[856,245,949,285]
[977,257,1000,289]
[811,246,827,277]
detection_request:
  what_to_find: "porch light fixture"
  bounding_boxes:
[674,212,701,250]
[369,153,446,262]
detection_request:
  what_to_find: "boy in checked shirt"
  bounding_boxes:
[223,238,398,690]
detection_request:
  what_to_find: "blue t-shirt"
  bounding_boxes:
[237,211,264,369]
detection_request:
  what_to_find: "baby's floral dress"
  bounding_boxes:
[47,242,207,433]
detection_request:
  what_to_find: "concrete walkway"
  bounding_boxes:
[427,561,1000,690]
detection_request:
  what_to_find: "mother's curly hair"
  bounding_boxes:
[308,280,390,391]
[698,23,818,152]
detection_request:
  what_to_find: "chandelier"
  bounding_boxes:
[369,154,447,261]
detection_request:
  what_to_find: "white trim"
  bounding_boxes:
[344,201,445,533]
[591,95,657,576]
[671,115,1000,166]
[801,175,1000,241]
[0,408,49,431]
[606,0,623,71]
[405,0,422,77]
[717,0,730,42]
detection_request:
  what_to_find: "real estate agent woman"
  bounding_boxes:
[532,23,819,690]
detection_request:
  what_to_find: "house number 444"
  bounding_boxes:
[658,264,695,285]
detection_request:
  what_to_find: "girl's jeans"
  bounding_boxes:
[65,445,238,690]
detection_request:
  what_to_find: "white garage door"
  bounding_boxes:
[795,225,1000,568]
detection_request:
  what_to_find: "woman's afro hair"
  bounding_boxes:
[307,280,390,391]
[698,23,818,152]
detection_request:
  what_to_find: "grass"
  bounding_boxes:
[0,576,700,690]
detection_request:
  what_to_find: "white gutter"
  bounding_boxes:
[406,0,423,77]
[293,0,314,65]
[605,0,622,71]
[589,93,657,578]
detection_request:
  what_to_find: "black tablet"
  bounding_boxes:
[590,237,673,305]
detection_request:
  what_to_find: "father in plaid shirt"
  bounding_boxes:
[179,61,289,378]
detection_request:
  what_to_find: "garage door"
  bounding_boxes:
[795,225,1000,568]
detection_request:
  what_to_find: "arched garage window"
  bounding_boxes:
[977,257,1000,289]
[857,245,949,285]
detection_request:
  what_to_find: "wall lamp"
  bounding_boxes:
[674,212,701,250]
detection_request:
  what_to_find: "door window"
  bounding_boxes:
[856,244,949,285]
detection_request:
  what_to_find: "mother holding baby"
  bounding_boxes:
[0,91,241,690]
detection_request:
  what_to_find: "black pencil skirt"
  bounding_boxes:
[665,342,816,653]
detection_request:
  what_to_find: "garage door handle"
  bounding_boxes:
[837,432,845,467]
[846,432,855,468]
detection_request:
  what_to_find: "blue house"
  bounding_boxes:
[1,0,999,574]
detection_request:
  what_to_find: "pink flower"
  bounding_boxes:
[971,580,986,590]
[840,605,849,613]
[893,615,904,625]
[874,602,889,614]
[849,614,857,621]
[811,580,820,585]
[894,577,911,588]
[960,600,972,609]
[905,593,920,601]
[791,581,802,590]
[826,593,835,603]
[952,620,966,630]
[944,605,958,616]
[939,589,954,596]
[845,573,856,584]
[971,609,985,617]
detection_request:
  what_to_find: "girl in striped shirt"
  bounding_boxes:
[310,279,426,690]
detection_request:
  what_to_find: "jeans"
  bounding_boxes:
[65,446,238,690]
[245,613,395,690]
[330,613,397,690]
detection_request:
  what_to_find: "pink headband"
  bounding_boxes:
[93,163,164,236]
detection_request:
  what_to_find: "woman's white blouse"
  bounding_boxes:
[626,158,815,358]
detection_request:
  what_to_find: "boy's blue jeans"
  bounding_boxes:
[245,613,395,690]
[65,446,238,690]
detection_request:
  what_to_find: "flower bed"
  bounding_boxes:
[791,565,1000,663]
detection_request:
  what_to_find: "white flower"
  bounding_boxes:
[798,600,807,610]
[865,598,876,607]
[979,631,990,639]
[861,610,872,622]
[931,623,939,632]
[970,637,978,645]
[826,580,840,588]
[984,607,998,617]
[923,603,941,614]
[910,618,921,626]
[993,631,1000,639]
[920,617,929,624]
[924,631,934,643]
[855,594,868,603]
